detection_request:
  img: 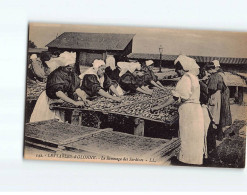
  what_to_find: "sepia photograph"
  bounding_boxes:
[23,22,246,168]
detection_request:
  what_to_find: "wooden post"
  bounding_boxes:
[243,87,247,105]
[234,86,239,103]
[80,51,87,66]
[75,51,80,75]
[78,114,82,126]
[134,118,145,136]
[103,51,107,61]
[71,109,80,126]
[238,87,244,105]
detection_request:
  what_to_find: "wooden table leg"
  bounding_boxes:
[71,109,80,125]
[78,114,82,126]
[134,118,145,136]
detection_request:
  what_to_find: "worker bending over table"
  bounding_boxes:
[106,61,153,95]
[30,52,86,123]
[140,60,166,90]
[151,55,207,166]
[78,59,123,103]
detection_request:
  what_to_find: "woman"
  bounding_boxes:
[201,64,221,153]
[198,67,212,158]
[28,52,51,82]
[46,51,76,73]
[105,57,124,96]
[151,55,205,165]
[141,60,165,90]
[79,59,123,102]
[207,60,232,140]
[29,52,85,123]
[117,62,153,95]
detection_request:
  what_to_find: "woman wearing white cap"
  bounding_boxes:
[117,62,153,95]
[207,60,232,140]
[28,52,51,82]
[151,55,205,165]
[30,52,86,123]
[78,59,123,102]
[141,60,165,90]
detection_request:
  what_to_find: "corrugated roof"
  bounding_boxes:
[128,53,247,65]
[46,32,135,51]
[28,48,48,54]
[128,53,177,61]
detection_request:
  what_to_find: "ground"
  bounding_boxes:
[171,104,246,168]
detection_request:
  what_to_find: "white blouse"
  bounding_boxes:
[172,72,200,104]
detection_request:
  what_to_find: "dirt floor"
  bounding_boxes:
[171,104,246,168]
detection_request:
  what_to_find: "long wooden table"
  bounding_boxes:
[24,120,180,165]
[49,95,179,137]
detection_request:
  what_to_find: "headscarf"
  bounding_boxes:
[46,51,76,72]
[146,60,154,66]
[79,59,106,87]
[92,59,105,72]
[174,55,200,88]
[212,60,220,67]
[106,55,116,70]
[59,51,76,66]
[30,54,37,60]
[129,62,141,73]
[117,62,141,77]
[174,55,199,75]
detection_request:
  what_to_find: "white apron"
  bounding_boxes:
[115,85,124,96]
[173,73,205,165]
[29,91,65,123]
[208,90,221,125]
[202,105,211,159]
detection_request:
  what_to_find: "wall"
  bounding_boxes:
[79,51,104,66]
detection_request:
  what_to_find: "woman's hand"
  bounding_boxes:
[150,106,158,113]
[73,101,85,107]
[112,96,122,103]
[150,96,176,112]
[84,100,93,107]
[146,91,153,96]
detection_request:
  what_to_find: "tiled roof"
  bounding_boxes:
[128,53,247,65]
[46,32,135,51]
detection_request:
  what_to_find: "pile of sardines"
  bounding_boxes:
[59,87,178,123]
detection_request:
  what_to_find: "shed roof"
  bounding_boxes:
[46,32,135,51]
[28,48,48,54]
[224,72,247,87]
[128,53,247,65]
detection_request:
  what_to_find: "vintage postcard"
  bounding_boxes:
[24,23,246,168]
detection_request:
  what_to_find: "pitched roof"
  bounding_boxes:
[46,32,135,51]
[128,53,247,65]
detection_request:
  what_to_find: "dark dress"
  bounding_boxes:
[105,67,120,82]
[105,66,121,87]
[46,66,80,100]
[200,80,216,153]
[199,80,209,105]
[119,71,143,93]
[141,65,158,85]
[80,73,112,97]
[208,70,232,128]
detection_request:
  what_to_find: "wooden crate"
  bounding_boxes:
[24,120,180,165]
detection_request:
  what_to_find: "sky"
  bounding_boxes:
[29,23,247,58]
